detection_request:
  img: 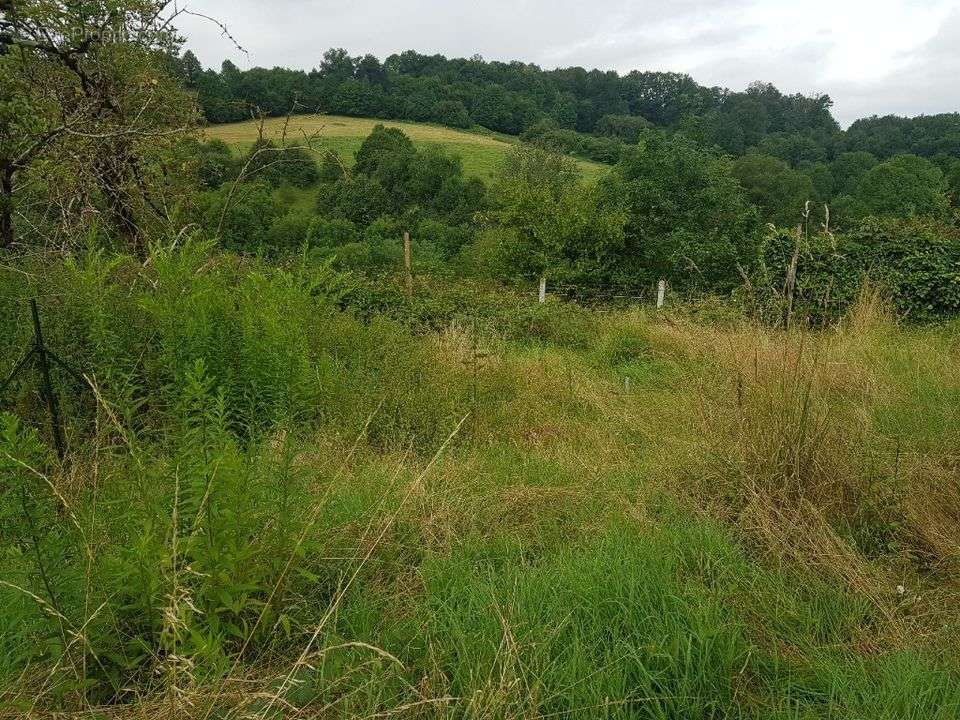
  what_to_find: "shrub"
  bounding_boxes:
[193,182,282,251]
[431,99,472,129]
[243,140,320,188]
[307,216,360,247]
[266,209,314,253]
[756,217,960,323]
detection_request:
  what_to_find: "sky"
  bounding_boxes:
[174,0,960,127]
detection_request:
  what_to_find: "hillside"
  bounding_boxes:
[182,48,960,165]
[203,114,610,183]
[6,4,960,717]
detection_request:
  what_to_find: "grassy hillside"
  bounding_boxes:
[203,114,610,183]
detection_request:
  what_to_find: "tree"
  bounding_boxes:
[243,139,320,188]
[316,174,391,226]
[354,54,386,85]
[733,154,815,227]
[354,124,415,176]
[594,114,651,144]
[754,132,828,166]
[853,155,950,221]
[179,49,204,86]
[181,138,241,189]
[0,0,198,251]
[602,131,760,291]
[492,144,625,285]
[431,100,472,129]
[317,126,485,226]
[194,181,281,251]
[830,152,878,196]
[318,48,355,82]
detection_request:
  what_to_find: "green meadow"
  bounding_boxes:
[204,114,610,183]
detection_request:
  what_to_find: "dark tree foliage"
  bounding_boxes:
[599,131,761,291]
[243,140,320,188]
[178,138,241,190]
[594,114,652,144]
[520,122,625,164]
[193,182,282,251]
[843,114,960,159]
[181,48,942,165]
[181,48,960,179]
[317,125,486,232]
[733,154,814,228]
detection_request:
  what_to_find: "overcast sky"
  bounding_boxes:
[175,0,960,127]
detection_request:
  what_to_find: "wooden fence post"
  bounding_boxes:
[656,279,666,309]
[538,276,546,304]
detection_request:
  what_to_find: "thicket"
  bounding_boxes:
[755,217,960,323]
[176,121,960,322]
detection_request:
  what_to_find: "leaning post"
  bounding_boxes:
[30,299,66,460]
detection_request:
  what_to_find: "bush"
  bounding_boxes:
[431,99,472,129]
[192,182,282,251]
[243,140,320,188]
[307,216,360,247]
[521,122,625,163]
[266,209,314,253]
[756,217,960,323]
[181,138,241,189]
[316,175,392,225]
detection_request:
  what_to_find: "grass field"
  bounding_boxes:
[3,245,960,717]
[203,114,610,183]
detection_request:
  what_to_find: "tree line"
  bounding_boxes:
[180,48,960,162]
[180,120,960,322]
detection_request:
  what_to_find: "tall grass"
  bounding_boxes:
[2,245,959,717]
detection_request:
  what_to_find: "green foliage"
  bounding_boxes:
[603,131,761,292]
[851,155,950,221]
[192,182,282,251]
[491,144,626,287]
[431,99,472,128]
[414,522,755,718]
[316,173,391,225]
[243,139,320,188]
[178,138,240,190]
[266,209,313,253]
[844,113,960,159]
[733,153,815,227]
[831,151,879,196]
[595,113,652,143]
[521,121,625,163]
[316,125,486,239]
[354,125,416,176]
[755,217,960,322]
[307,216,360,247]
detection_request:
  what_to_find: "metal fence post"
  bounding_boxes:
[30,299,66,460]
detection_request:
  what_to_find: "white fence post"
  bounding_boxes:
[538,276,547,304]
[656,279,666,309]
